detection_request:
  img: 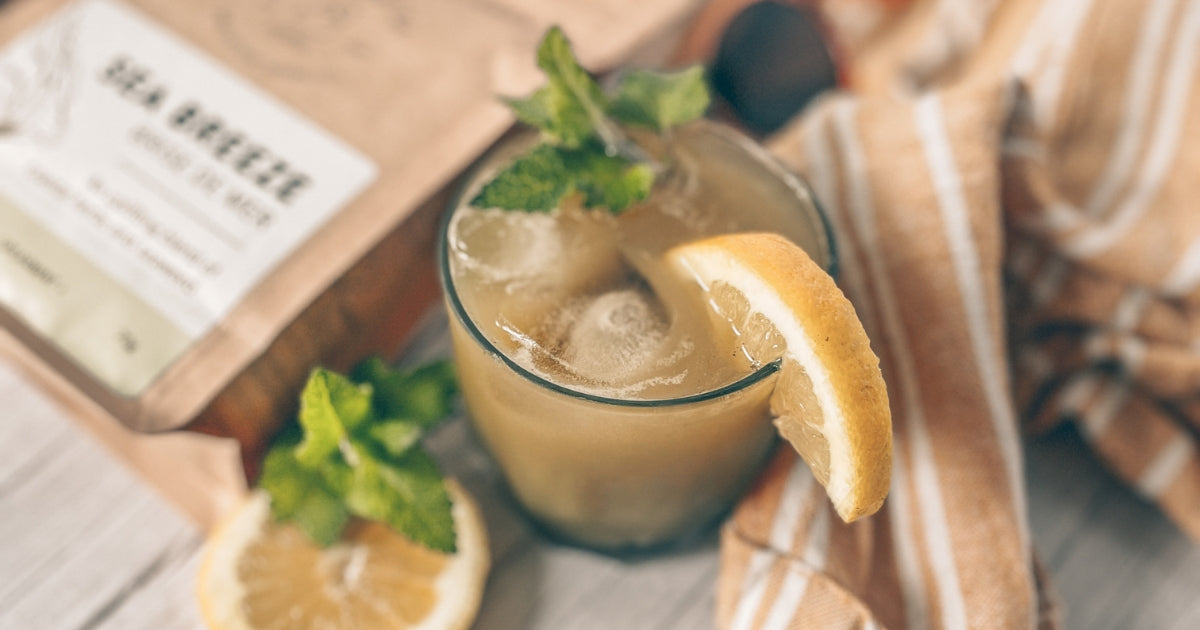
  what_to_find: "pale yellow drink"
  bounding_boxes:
[440,120,834,549]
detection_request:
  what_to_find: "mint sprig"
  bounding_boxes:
[505,28,610,150]
[609,66,711,131]
[257,359,459,552]
[471,26,710,214]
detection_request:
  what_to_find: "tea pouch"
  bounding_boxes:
[0,0,701,524]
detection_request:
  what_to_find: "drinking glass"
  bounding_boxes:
[439,120,835,550]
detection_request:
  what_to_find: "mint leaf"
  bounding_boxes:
[326,372,374,432]
[397,361,459,423]
[258,430,349,546]
[504,92,565,140]
[380,451,456,553]
[533,26,610,148]
[355,358,458,429]
[473,27,710,214]
[474,142,654,212]
[345,450,456,553]
[504,27,612,149]
[258,428,307,517]
[258,359,459,551]
[506,87,594,150]
[294,369,372,467]
[563,148,656,212]
[471,144,571,211]
[369,420,423,457]
[290,485,350,547]
[357,359,456,456]
[470,142,657,211]
[609,66,711,131]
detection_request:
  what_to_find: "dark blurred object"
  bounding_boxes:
[710,1,838,135]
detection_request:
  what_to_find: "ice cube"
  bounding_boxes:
[449,207,625,295]
[449,208,563,285]
[551,207,626,294]
[557,287,669,384]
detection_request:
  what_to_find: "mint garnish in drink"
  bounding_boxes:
[471,26,711,214]
[257,358,460,552]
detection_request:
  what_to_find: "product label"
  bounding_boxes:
[0,0,377,395]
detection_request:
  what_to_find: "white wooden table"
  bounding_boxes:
[2,307,1198,630]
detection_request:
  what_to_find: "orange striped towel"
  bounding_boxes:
[689,0,1200,628]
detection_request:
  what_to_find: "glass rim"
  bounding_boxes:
[437,119,839,408]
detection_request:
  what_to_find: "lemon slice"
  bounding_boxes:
[667,232,892,522]
[197,480,489,630]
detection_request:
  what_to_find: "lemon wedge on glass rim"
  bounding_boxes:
[196,480,489,630]
[667,232,892,522]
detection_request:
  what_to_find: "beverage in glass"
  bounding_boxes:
[440,120,834,550]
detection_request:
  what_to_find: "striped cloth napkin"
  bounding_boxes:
[691,0,1200,628]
